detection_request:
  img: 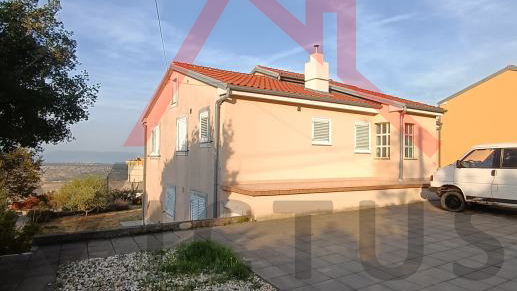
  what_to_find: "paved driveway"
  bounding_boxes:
[2,200,517,290]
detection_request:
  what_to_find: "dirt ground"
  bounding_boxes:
[39,208,142,234]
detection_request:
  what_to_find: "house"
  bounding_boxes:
[142,47,443,224]
[438,65,517,166]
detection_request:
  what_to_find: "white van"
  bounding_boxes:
[430,143,517,212]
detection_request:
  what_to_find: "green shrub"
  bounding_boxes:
[0,190,39,255]
[110,189,141,205]
[162,240,252,281]
[52,176,110,216]
[110,199,130,211]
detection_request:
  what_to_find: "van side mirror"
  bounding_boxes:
[456,160,463,168]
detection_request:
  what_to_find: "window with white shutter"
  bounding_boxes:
[165,185,176,219]
[150,125,160,155]
[312,118,332,145]
[354,121,371,153]
[176,117,188,153]
[199,110,210,144]
[190,191,207,220]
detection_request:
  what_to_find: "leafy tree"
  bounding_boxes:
[0,147,42,201]
[0,0,98,153]
[52,175,110,216]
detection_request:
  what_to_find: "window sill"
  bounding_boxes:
[170,102,178,108]
[354,151,371,154]
[148,154,160,159]
[175,151,188,156]
[375,157,391,160]
[200,142,212,148]
[312,142,332,146]
[404,158,418,160]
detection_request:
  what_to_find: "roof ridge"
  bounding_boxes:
[173,61,252,76]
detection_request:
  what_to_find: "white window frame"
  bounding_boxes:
[176,116,188,154]
[199,110,210,146]
[376,122,390,158]
[165,185,176,219]
[404,123,415,159]
[190,190,208,221]
[150,125,160,156]
[312,117,332,146]
[354,121,371,154]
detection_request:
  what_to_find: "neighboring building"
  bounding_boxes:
[127,158,144,183]
[438,66,517,166]
[142,47,443,224]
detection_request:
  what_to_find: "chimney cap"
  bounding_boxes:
[313,44,320,53]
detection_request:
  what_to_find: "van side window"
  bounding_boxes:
[502,148,517,168]
[460,149,500,168]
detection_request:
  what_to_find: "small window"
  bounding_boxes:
[171,78,178,106]
[190,191,207,220]
[354,121,370,153]
[150,125,160,155]
[165,185,176,218]
[502,148,517,168]
[460,149,499,168]
[199,111,210,144]
[312,118,331,145]
[376,123,390,158]
[176,117,188,152]
[404,123,415,159]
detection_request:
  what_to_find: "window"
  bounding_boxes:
[176,117,188,152]
[171,78,178,106]
[460,149,499,168]
[165,185,176,218]
[312,118,332,145]
[502,148,517,168]
[354,121,370,153]
[376,123,390,158]
[199,110,210,144]
[404,123,415,159]
[190,191,207,220]
[150,125,160,155]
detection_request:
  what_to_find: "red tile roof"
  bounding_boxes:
[173,62,440,112]
[256,65,440,111]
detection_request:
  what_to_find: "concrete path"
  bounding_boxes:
[2,201,517,290]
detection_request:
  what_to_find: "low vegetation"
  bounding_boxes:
[51,175,111,216]
[162,240,252,281]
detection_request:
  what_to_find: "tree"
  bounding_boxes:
[0,0,98,153]
[0,147,41,201]
[52,175,110,216]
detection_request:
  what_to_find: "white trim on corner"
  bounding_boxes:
[232,90,378,114]
[406,108,443,117]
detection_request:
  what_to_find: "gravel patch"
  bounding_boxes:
[56,249,276,291]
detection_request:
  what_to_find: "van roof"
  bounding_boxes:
[472,143,517,149]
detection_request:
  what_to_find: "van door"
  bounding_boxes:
[492,148,517,202]
[455,148,501,199]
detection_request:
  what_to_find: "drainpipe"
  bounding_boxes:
[399,107,407,181]
[213,88,231,218]
[142,118,148,225]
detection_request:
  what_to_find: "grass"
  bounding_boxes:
[162,240,252,281]
[39,208,142,234]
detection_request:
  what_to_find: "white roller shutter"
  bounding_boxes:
[199,111,210,143]
[190,191,207,220]
[312,118,332,145]
[165,185,176,219]
[354,121,371,153]
[176,117,188,152]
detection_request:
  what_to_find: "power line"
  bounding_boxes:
[153,0,167,68]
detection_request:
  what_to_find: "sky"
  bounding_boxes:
[43,0,517,159]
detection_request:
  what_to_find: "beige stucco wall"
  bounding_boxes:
[145,72,219,224]
[223,188,427,221]
[440,70,517,166]
[220,96,438,185]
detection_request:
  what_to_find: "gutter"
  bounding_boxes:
[213,88,231,218]
[142,119,148,225]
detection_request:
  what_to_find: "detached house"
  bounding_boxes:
[142,47,443,223]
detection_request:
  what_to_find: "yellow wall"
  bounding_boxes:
[440,69,517,166]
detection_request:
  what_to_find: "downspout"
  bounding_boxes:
[399,107,407,181]
[213,88,231,218]
[142,119,148,225]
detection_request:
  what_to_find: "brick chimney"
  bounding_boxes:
[304,44,329,92]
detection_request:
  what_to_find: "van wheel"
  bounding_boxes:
[441,191,465,212]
